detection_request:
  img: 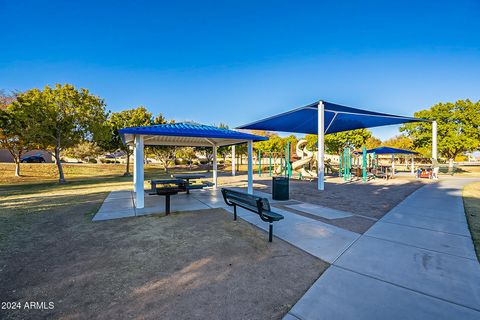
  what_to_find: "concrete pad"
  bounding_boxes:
[103,190,133,200]
[271,219,360,263]
[92,209,135,221]
[389,204,467,223]
[285,266,480,320]
[366,221,476,259]
[285,203,353,219]
[190,194,231,209]
[99,198,135,211]
[382,211,470,236]
[282,314,300,320]
[137,194,210,215]
[335,236,480,310]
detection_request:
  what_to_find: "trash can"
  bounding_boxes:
[272,176,289,200]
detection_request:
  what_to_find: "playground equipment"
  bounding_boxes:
[340,146,378,182]
[257,140,316,179]
[258,140,383,183]
[292,139,317,179]
[258,142,292,177]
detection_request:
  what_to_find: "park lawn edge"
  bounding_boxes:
[463,182,480,262]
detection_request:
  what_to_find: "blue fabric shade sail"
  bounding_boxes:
[237,101,425,134]
[365,146,418,155]
[119,122,268,147]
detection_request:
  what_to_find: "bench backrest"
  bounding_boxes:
[221,188,271,212]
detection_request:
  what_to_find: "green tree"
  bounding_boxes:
[103,107,153,176]
[401,100,480,170]
[10,84,108,182]
[176,147,196,169]
[383,135,413,150]
[365,136,382,149]
[144,114,173,172]
[216,123,231,164]
[64,141,102,162]
[305,129,372,154]
[146,146,176,172]
[0,91,32,176]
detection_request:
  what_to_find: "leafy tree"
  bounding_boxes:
[144,113,173,171]
[10,84,108,182]
[365,136,382,149]
[401,100,480,169]
[146,146,176,172]
[217,123,232,164]
[176,147,196,169]
[255,133,296,153]
[383,135,413,150]
[103,107,154,176]
[305,129,372,154]
[0,91,32,176]
[305,134,318,151]
[64,141,102,162]
[196,123,231,171]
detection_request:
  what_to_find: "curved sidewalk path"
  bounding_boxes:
[284,178,480,320]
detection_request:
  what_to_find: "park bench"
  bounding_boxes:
[221,188,284,242]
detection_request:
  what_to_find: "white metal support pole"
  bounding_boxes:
[247,140,253,194]
[432,120,438,160]
[213,145,218,189]
[231,145,236,176]
[411,154,415,174]
[391,154,395,175]
[133,142,137,193]
[134,135,144,209]
[317,101,325,190]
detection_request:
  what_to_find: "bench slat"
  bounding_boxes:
[221,188,283,222]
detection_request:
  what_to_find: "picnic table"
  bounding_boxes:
[173,174,207,194]
[376,165,393,179]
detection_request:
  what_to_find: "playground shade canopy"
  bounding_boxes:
[119,122,268,147]
[365,146,418,155]
[237,100,425,134]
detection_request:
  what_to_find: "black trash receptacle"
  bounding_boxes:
[272,176,289,200]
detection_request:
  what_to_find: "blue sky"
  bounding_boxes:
[1,0,480,140]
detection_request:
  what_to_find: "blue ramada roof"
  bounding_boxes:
[237,100,426,134]
[119,122,268,146]
[365,146,418,155]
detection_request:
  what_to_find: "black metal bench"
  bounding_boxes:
[221,188,284,242]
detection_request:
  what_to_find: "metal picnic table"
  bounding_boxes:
[172,174,207,194]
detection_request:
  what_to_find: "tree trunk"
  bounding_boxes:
[448,158,454,174]
[14,159,20,177]
[124,151,131,176]
[162,159,169,172]
[54,149,66,183]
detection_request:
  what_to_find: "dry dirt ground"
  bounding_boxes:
[0,201,326,320]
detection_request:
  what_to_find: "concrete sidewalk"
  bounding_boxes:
[285,178,480,320]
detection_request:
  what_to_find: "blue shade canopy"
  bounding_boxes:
[237,100,426,134]
[119,122,268,147]
[365,146,418,155]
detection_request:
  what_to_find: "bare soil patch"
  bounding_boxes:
[254,176,428,220]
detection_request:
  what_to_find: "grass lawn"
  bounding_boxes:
[463,182,480,261]
[0,163,327,319]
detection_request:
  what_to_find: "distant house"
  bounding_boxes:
[0,149,53,163]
